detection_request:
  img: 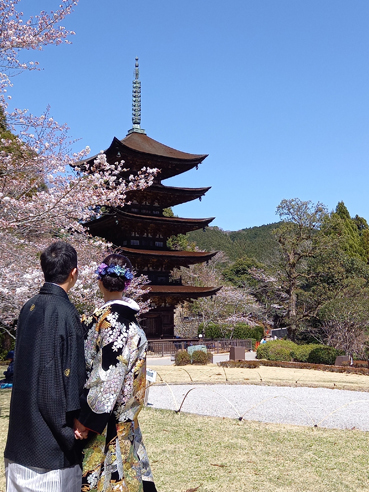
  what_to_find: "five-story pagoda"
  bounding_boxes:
[85,59,220,338]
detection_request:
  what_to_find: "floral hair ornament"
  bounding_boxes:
[95,262,134,281]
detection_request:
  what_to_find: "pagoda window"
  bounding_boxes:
[131,240,140,246]
[153,210,160,215]
[155,241,164,247]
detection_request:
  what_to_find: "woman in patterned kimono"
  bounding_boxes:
[76,254,157,492]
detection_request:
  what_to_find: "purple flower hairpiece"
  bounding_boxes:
[95,263,134,281]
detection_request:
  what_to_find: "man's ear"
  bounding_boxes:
[70,267,78,281]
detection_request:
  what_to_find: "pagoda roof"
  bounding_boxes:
[120,246,216,269]
[120,246,216,260]
[86,210,214,238]
[82,134,208,180]
[120,132,207,161]
[126,183,211,207]
[144,285,222,304]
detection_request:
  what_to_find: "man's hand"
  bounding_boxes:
[74,418,88,440]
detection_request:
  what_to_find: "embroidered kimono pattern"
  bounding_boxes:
[79,300,154,492]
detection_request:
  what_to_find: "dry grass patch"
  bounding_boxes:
[140,407,369,492]
[0,389,11,492]
[148,363,369,392]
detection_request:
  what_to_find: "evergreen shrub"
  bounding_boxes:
[268,345,294,362]
[291,344,322,362]
[232,324,264,341]
[200,322,264,341]
[191,350,209,365]
[256,340,297,361]
[307,346,343,365]
[199,322,222,339]
[175,350,191,366]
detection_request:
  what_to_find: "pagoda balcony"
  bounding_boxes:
[125,184,211,209]
[142,285,222,306]
[143,272,182,286]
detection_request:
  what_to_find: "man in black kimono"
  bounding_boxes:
[4,241,86,491]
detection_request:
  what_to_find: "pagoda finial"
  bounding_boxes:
[127,57,146,135]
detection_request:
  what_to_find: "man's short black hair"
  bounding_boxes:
[40,241,77,284]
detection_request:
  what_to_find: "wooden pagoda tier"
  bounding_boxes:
[118,247,217,270]
[140,285,222,339]
[125,183,211,208]
[83,133,208,180]
[86,210,215,242]
[145,285,222,304]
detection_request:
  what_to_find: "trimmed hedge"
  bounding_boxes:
[191,350,209,365]
[256,340,341,365]
[200,322,264,342]
[291,344,322,363]
[256,340,297,361]
[220,360,260,369]
[174,349,209,365]
[219,359,369,375]
[175,350,191,366]
[342,360,368,368]
[232,323,264,341]
[307,346,343,365]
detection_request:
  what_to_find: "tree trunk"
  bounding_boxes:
[287,285,298,341]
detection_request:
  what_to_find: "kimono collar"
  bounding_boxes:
[39,282,70,299]
[102,297,140,313]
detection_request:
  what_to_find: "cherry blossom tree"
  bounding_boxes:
[173,252,264,337]
[0,1,156,342]
[0,0,79,81]
[193,286,264,336]
[317,297,369,360]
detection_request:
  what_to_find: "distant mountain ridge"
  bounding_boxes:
[187,222,281,264]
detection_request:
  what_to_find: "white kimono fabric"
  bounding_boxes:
[5,459,81,492]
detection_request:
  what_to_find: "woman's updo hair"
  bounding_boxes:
[98,254,133,292]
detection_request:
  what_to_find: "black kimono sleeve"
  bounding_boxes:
[37,307,85,453]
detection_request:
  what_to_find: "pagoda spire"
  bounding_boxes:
[127,57,146,135]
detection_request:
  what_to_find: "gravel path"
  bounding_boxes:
[147,384,369,431]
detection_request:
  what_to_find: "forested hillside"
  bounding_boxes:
[181,200,369,358]
[187,222,281,263]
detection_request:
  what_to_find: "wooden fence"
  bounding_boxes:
[147,338,253,356]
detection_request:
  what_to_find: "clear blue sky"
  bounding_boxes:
[11,0,369,231]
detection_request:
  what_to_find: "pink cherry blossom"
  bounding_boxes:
[0,2,156,337]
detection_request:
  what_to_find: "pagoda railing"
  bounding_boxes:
[147,338,253,356]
